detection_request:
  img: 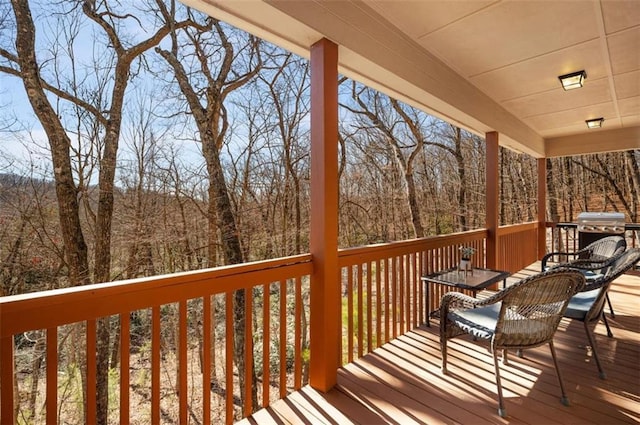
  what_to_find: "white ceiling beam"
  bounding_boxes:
[545,126,640,157]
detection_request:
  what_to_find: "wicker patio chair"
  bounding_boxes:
[440,269,585,418]
[563,248,640,379]
[542,235,626,321]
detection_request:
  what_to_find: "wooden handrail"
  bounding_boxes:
[496,221,537,236]
[338,229,488,265]
[1,254,312,336]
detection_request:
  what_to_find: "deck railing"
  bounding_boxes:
[546,222,640,253]
[338,229,488,364]
[497,222,540,273]
[1,224,543,424]
[336,222,542,366]
[1,255,312,424]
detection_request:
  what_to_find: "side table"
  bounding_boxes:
[421,267,510,327]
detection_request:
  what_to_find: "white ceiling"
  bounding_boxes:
[183,0,640,157]
[368,0,639,137]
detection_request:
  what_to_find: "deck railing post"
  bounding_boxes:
[537,158,547,259]
[309,37,340,391]
[486,132,499,269]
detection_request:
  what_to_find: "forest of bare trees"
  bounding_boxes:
[0,1,638,423]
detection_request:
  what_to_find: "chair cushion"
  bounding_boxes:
[580,270,604,281]
[564,288,600,320]
[448,303,501,340]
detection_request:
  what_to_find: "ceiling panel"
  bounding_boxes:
[367,0,638,148]
[621,115,640,127]
[618,96,640,117]
[608,27,640,75]
[538,123,600,138]
[504,77,612,118]
[614,70,640,99]
[417,1,600,76]
[368,0,496,38]
[526,102,617,132]
[601,0,640,34]
[470,39,606,101]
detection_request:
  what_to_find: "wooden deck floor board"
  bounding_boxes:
[341,353,498,425]
[239,268,640,424]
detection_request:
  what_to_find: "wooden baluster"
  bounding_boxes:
[86,321,96,422]
[120,313,130,425]
[294,277,302,390]
[279,280,287,398]
[384,258,391,344]
[366,262,372,353]
[357,264,363,358]
[244,289,253,415]
[392,257,398,339]
[203,296,211,425]
[262,283,270,407]
[375,259,382,349]
[225,292,234,424]
[347,265,353,364]
[0,335,15,424]
[179,300,188,424]
[152,307,160,425]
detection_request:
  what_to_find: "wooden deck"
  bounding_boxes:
[238,264,640,424]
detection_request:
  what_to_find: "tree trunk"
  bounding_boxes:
[453,128,468,230]
[156,18,263,414]
[206,143,259,410]
[10,0,91,288]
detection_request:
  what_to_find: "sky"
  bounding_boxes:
[0,1,297,182]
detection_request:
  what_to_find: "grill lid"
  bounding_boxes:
[577,212,625,233]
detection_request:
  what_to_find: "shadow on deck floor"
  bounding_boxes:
[238,270,640,425]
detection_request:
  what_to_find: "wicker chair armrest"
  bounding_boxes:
[440,289,507,318]
[562,258,613,271]
[541,249,587,270]
[440,292,478,311]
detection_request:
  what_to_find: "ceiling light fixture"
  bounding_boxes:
[558,70,587,90]
[586,117,604,129]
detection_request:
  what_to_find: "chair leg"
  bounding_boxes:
[584,322,607,379]
[549,340,569,406]
[601,311,613,338]
[493,351,507,418]
[605,293,615,318]
[441,337,448,374]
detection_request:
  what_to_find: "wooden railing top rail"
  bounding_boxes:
[496,221,538,236]
[338,229,488,266]
[1,254,312,337]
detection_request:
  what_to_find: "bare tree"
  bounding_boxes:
[1,1,195,422]
[572,153,639,222]
[341,85,428,237]
[259,54,310,255]
[154,5,263,413]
